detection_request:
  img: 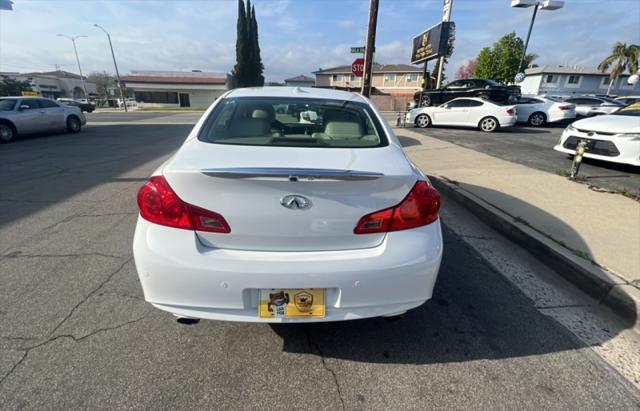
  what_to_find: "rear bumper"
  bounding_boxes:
[133,218,443,322]
[547,110,575,123]
[499,115,517,127]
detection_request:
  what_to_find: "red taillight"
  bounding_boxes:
[506,108,515,115]
[137,176,230,233]
[558,105,573,111]
[354,181,440,234]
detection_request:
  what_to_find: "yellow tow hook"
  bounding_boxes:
[570,140,587,179]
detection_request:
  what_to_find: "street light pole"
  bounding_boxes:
[57,34,88,99]
[94,24,127,112]
[517,3,538,74]
[511,0,564,81]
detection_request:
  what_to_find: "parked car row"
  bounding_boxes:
[406,90,636,132]
[0,96,86,143]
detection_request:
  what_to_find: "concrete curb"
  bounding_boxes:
[430,176,639,325]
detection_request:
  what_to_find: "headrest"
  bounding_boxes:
[252,109,270,119]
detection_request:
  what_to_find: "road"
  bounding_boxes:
[0,115,638,409]
[407,123,640,196]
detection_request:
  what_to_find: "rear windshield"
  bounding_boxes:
[198,97,387,148]
[0,99,16,111]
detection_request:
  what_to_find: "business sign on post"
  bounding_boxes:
[410,21,452,64]
[352,58,364,77]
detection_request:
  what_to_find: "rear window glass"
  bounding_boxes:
[198,97,387,148]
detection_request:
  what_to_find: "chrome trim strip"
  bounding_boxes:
[201,167,384,181]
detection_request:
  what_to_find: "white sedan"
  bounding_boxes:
[133,87,443,323]
[554,104,640,166]
[406,97,517,132]
[515,96,576,126]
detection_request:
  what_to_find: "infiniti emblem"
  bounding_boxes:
[280,195,312,210]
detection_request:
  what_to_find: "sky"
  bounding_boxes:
[1,0,639,82]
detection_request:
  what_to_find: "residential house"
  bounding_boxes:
[120,70,229,108]
[521,66,640,97]
[314,64,423,110]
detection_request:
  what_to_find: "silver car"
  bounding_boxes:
[0,97,87,143]
[562,96,625,117]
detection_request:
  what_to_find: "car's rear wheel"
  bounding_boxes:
[67,116,81,133]
[0,122,16,143]
[415,114,431,128]
[528,112,546,127]
[479,116,499,132]
[419,94,431,107]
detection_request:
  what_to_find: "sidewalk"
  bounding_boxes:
[395,127,640,317]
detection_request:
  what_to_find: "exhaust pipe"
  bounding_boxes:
[173,314,200,325]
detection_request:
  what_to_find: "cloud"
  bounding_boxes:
[336,19,355,29]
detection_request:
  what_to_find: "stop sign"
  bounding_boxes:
[352,58,364,78]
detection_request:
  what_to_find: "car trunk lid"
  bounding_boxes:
[162,139,417,252]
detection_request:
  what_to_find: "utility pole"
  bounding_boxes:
[57,34,88,99]
[94,24,127,112]
[435,0,453,88]
[361,0,379,97]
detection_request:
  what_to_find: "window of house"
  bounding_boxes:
[601,77,612,86]
[384,73,396,81]
[544,75,557,84]
[407,73,419,82]
[332,74,343,81]
[567,75,581,85]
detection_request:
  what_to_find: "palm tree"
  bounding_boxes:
[598,42,640,95]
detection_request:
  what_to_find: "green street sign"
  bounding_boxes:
[350,46,365,54]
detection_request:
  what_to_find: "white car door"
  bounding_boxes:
[433,99,470,125]
[464,100,491,125]
[516,97,536,122]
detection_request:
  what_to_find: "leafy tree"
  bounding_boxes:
[455,58,478,79]
[87,71,115,99]
[598,42,639,94]
[231,0,264,88]
[474,32,537,83]
[0,76,33,96]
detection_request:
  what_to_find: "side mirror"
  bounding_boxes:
[19,105,29,110]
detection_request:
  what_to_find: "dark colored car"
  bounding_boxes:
[57,98,95,113]
[413,79,521,107]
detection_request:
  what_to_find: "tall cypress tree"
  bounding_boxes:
[249,4,264,86]
[231,0,249,87]
[231,0,264,88]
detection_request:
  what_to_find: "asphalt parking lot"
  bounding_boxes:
[1,117,639,409]
[407,122,640,196]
